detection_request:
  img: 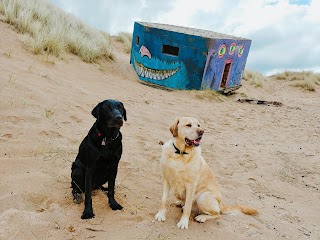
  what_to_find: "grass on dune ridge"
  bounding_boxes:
[243,70,320,91]
[242,70,264,88]
[115,32,132,54]
[0,0,115,62]
[272,70,320,91]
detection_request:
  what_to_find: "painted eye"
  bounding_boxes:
[186,124,192,127]
[229,43,236,55]
[238,46,244,57]
[218,44,226,58]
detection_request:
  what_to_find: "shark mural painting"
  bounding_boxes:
[130,22,251,91]
[130,22,210,90]
[132,45,183,82]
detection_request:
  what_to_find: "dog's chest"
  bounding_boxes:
[163,156,200,188]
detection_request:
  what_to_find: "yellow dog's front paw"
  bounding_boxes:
[176,217,189,229]
[155,210,166,222]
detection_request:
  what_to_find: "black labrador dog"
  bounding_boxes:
[71,99,127,219]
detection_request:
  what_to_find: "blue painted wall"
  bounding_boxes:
[201,39,251,90]
[130,22,251,91]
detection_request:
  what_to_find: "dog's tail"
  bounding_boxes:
[220,203,258,216]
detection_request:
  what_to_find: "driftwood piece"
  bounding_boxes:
[237,98,282,106]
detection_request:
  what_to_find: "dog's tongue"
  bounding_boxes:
[186,138,201,146]
[193,139,201,146]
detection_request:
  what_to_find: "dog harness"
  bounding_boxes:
[173,143,188,155]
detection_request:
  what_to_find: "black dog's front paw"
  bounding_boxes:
[109,201,123,210]
[81,210,95,219]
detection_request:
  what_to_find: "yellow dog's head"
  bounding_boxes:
[169,117,204,147]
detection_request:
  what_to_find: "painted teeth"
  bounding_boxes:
[134,58,180,80]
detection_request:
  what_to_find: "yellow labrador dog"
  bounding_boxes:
[155,117,258,229]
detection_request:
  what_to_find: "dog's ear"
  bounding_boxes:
[169,118,179,137]
[120,102,127,121]
[91,102,101,119]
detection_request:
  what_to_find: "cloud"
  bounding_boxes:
[49,0,174,34]
[246,25,316,75]
[240,1,320,74]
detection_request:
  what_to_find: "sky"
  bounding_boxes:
[48,0,319,75]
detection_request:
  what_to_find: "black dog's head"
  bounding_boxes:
[92,99,127,128]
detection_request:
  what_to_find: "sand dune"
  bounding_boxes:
[0,19,320,240]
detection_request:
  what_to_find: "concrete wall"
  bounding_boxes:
[201,38,251,90]
[130,22,251,91]
[130,22,208,90]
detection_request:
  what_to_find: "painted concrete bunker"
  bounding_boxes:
[130,21,251,91]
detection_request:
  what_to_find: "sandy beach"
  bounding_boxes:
[0,19,319,240]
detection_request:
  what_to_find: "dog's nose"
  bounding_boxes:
[115,115,123,121]
[198,129,204,135]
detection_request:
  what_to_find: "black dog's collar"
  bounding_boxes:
[97,130,119,145]
[101,133,119,145]
[173,143,188,155]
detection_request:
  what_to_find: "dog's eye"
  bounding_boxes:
[186,124,191,127]
[198,124,200,127]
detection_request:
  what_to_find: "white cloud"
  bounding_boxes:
[155,0,225,28]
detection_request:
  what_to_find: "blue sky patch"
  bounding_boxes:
[289,0,311,5]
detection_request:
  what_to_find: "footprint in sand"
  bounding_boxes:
[0,133,13,142]
[23,193,55,212]
[237,159,258,170]
[3,133,13,139]
[69,116,82,123]
[6,116,23,125]
[39,130,62,138]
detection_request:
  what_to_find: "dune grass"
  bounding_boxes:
[242,70,265,87]
[273,71,320,91]
[0,0,113,62]
[191,89,227,102]
[115,32,132,54]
